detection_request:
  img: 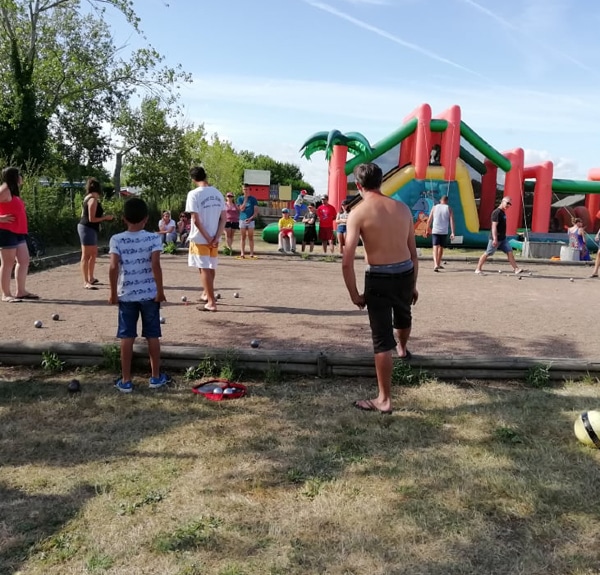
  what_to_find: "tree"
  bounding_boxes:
[300,130,372,206]
[0,1,189,167]
[115,97,190,202]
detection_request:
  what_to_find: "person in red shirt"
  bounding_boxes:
[0,167,39,302]
[317,195,337,254]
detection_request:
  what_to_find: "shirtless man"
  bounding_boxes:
[342,163,419,414]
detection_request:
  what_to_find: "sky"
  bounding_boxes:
[107,0,600,193]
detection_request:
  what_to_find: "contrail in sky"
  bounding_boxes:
[305,0,488,79]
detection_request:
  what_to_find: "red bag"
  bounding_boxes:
[192,379,247,401]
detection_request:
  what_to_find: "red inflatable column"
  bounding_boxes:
[587,168,600,233]
[328,144,348,209]
[530,162,553,233]
[503,149,524,236]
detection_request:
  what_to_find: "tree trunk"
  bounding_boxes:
[327,144,348,210]
[113,151,123,198]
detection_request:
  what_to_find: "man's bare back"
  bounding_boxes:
[350,193,415,265]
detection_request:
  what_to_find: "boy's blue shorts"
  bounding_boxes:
[117,300,161,339]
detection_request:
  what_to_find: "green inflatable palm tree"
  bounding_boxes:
[299,130,372,161]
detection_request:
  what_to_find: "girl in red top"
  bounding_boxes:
[224,192,240,253]
[0,167,38,302]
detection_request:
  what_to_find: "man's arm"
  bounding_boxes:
[211,209,227,247]
[491,221,499,245]
[449,207,455,237]
[425,205,435,236]
[341,212,364,309]
[191,212,212,243]
[406,217,419,305]
[108,252,120,305]
[151,250,166,302]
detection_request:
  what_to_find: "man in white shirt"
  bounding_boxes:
[185,167,226,312]
[425,195,455,272]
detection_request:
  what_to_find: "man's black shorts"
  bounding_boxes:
[365,269,414,354]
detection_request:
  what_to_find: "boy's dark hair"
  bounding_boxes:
[123,197,148,224]
[86,177,101,195]
[189,166,206,182]
[354,163,383,190]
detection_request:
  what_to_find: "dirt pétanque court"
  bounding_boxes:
[1,248,598,360]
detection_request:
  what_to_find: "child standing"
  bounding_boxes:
[302,204,318,252]
[293,189,307,221]
[108,197,170,393]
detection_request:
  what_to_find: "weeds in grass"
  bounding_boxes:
[578,372,600,385]
[153,517,221,553]
[184,355,220,380]
[219,349,239,381]
[264,361,282,384]
[391,360,428,386]
[101,344,121,372]
[162,241,178,255]
[494,426,524,444]
[222,246,233,256]
[177,562,205,575]
[40,351,65,373]
[525,363,551,388]
[117,490,165,516]
[85,552,114,572]
[301,252,310,260]
[36,532,81,563]
[302,477,325,499]
[323,255,336,263]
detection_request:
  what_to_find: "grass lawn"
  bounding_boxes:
[1,367,600,575]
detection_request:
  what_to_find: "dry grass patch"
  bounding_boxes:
[1,367,600,574]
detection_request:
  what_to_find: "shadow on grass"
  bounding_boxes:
[0,483,95,574]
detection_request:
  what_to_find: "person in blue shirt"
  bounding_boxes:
[236,184,259,258]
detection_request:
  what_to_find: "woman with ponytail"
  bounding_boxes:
[0,167,39,302]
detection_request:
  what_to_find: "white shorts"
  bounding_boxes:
[239,219,255,230]
[188,242,219,269]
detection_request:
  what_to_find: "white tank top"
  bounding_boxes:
[432,203,450,234]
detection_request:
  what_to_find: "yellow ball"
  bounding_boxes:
[574,410,600,448]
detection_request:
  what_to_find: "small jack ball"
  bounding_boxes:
[518,277,522,281]
[68,379,81,393]
[181,296,187,302]
[250,339,260,348]
[52,313,60,321]
[570,278,574,282]
[233,292,240,298]
[216,293,221,300]
[159,316,166,324]
[34,320,43,328]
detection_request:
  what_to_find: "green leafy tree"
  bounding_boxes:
[115,97,191,203]
[0,0,189,167]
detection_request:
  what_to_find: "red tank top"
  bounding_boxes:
[0,195,28,234]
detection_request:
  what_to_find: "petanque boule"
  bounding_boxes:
[181,296,187,302]
[159,316,166,324]
[68,379,81,393]
[52,313,60,321]
[216,293,221,299]
[233,292,239,298]
[250,339,260,348]
[34,320,43,328]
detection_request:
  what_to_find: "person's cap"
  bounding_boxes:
[300,189,307,195]
[502,196,512,205]
[282,208,289,213]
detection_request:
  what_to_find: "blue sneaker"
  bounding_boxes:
[114,379,133,393]
[149,373,171,389]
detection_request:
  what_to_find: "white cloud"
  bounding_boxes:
[523,149,581,179]
[457,0,592,72]
[304,1,486,78]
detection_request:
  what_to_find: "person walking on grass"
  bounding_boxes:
[186,166,226,312]
[77,178,114,289]
[474,196,524,276]
[425,195,455,271]
[0,167,39,302]
[342,163,419,415]
[108,197,170,393]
